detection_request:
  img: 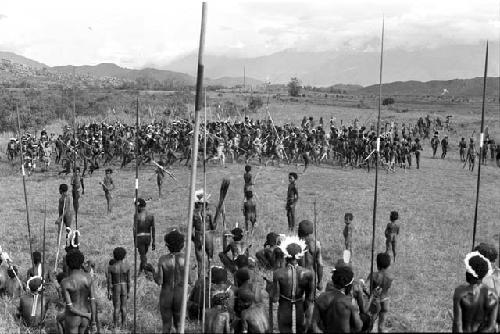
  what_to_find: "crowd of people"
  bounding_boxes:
[7,113,499,179]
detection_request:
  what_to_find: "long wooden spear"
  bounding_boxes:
[201,89,207,329]
[370,18,384,293]
[40,186,47,334]
[16,105,35,269]
[133,97,139,334]
[73,66,78,230]
[179,3,207,333]
[471,42,488,250]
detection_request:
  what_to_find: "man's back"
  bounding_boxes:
[241,303,269,333]
[453,283,498,332]
[158,252,184,288]
[61,270,92,311]
[325,288,360,333]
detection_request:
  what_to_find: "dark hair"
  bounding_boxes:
[298,220,313,238]
[345,213,353,221]
[289,172,298,180]
[390,211,399,222]
[66,249,85,270]
[467,254,490,281]
[245,191,253,199]
[377,253,391,270]
[332,266,354,288]
[245,165,251,172]
[231,228,244,242]
[264,232,278,247]
[59,184,68,193]
[165,230,184,253]
[474,243,498,263]
[32,251,42,265]
[137,198,146,208]
[113,247,127,261]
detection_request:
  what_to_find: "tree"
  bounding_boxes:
[288,77,301,97]
[382,97,395,106]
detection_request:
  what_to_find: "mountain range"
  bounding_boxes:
[161,44,500,87]
[0,46,499,96]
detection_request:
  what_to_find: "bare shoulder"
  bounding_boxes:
[453,284,468,299]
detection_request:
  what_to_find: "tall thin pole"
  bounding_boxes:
[471,42,488,250]
[179,3,207,333]
[201,89,208,329]
[313,199,317,301]
[40,186,47,334]
[243,66,246,91]
[133,97,139,333]
[73,67,78,230]
[16,105,34,269]
[370,18,384,293]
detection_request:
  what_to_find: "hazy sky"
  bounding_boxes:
[0,0,499,68]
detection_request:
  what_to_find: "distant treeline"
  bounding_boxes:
[0,88,193,133]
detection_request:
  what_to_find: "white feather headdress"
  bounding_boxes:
[66,229,81,248]
[279,235,307,259]
[195,189,211,203]
[464,251,493,278]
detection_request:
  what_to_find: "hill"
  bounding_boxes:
[0,51,48,69]
[359,77,500,97]
[163,44,500,86]
[51,63,195,87]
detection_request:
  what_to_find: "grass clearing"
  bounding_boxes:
[0,99,498,333]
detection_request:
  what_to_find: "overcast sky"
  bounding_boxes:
[0,0,499,68]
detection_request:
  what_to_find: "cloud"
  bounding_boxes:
[0,0,499,67]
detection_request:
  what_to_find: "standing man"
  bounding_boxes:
[154,160,165,199]
[271,235,314,334]
[71,167,84,216]
[311,264,363,333]
[459,138,467,162]
[101,168,115,214]
[192,192,214,279]
[133,198,155,274]
[107,247,130,328]
[56,184,73,235]
[297,220,323,292]
[431,132,439,158]
[412,138,422,170]
[385,211,400,262]
[60,249,97,334]
[243,191,257,234]
[441,135,449,159]
[286,172,299,232]
[452,251,498,332]
[153,230,187,334]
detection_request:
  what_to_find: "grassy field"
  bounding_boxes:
[0,96,499,333]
